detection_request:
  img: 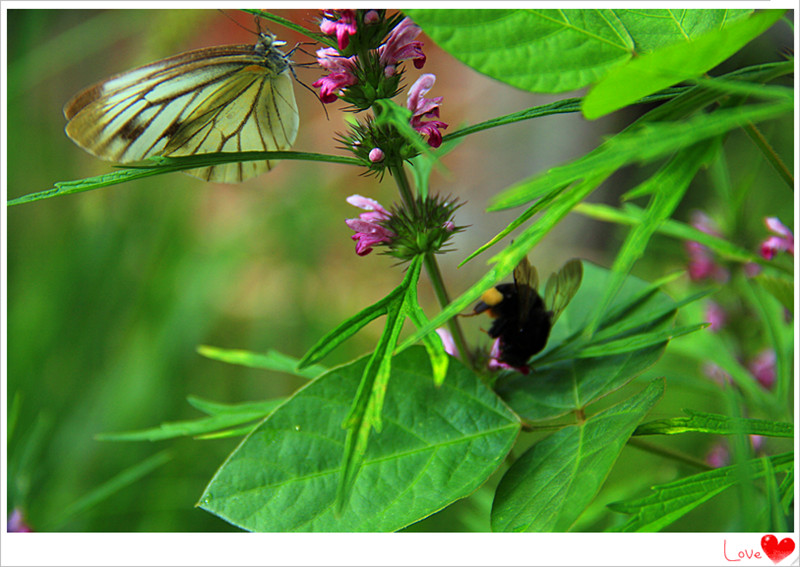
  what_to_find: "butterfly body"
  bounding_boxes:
[64,32,298,183]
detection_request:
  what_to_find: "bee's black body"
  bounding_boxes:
[474,283,553,368]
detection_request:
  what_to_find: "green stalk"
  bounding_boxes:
[389,162,473,367]
[743,122,794,189]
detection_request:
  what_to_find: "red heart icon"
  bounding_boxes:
[761,534,796,564]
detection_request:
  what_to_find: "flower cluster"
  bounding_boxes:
[314,10,448,163]
[345,193,463,261]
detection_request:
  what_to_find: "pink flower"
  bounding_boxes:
[9,508,32,532]
[748,348,776,390]
[378,17,426,77]
[345,194,395,256]
[364,10,380,24]
[704,301,726,332]
[706,442,730,468]
[685,211,728,283]
[435,328,459,358]
[488,338,530,375]
[312,48,359,103]
[760,217,794,260]
[702,361,731,386]
[407,74,448,148]
[320,10,357,51]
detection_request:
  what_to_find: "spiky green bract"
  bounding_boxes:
[383,194,465,261]
[336,115,418,178]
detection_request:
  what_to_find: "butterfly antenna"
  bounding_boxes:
[216,9,259,35]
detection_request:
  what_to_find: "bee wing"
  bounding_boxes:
[64,43,298,183]
[544,259,583,325]
[513,256,538,323]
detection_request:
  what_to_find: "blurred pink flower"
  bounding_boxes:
[704,301,727,332]
[760,216,794,260]
[488,338,530,375]
[706,442,730,468]
[748,348,776,390]
[9,508,32,532]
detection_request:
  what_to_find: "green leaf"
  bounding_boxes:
[298,283,407,369]
[754,274,795,315]
[585,139,719,335]
[496,262,688,421]
[7,151,359,206]
[186,395,289,417]
[573,202,791,275]
[336,256,426,511]
[489,100,792,211]
[408,9,751,94]
[197,346,326,379]
[634,410,794,437]
[608,452,794,531]
[779,470,794,515]
[96,399,281,441]
[198,346,520,532]
[47,451,172,530]
[583,10,785,118]
[491,379,664,532]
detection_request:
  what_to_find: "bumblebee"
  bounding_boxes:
[473,257,583,371]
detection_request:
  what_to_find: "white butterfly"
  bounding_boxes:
[63,31,299,183]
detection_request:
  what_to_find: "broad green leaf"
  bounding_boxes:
[198,347,520,532]
[634,410,794,437]
[196,346,326,379]
[489,100,792,211]
[407,9,751,94]
[496,262,686,421]
[608,452,794,531]
[583,10,785,118]
[492,379,664,532]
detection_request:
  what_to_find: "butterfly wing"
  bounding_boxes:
[64,42,298,183]
[544,259,583,325]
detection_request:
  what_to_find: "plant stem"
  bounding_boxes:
[423,252,473,367]
[389,162,473,367]
[628,438,713,471]
[744,122,794,189]
[389,162,416,212]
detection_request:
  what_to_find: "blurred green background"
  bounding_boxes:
[5,9,794,532]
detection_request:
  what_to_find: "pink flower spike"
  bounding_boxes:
[378,17,426,70]
[407,74,448,148]
[435,328,459,358]
[320,10,357,50]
